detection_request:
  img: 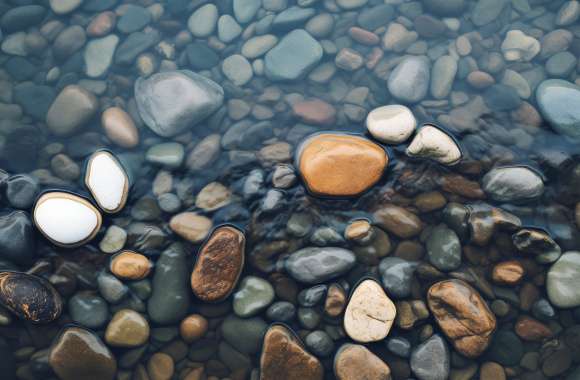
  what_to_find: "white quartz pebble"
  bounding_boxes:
[406,124,462,165]
[85,151,129,213]
[366,105,416,144]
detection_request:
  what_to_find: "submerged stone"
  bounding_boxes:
[334,344,391,380]
[0,211,35,264]
[265,29,323,81]
[406,125,462,165]
[536,79,580,140]
[388,56,430,103]
[482,166,544,202]
[135,70,224,137]
[296,133,388,197]
[366,104,416,144]
[105,309,150,347]
[233,276,274,317]
[85,150,129,213]
[285,247,356,284]
[344,279,396,343]
[547,252,580,308]
[33,192,102,248]
[46,85,98,136]
[410,334,450,380]
[0,271,62,323]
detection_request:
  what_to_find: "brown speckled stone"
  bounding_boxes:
[334,344,391,380]
[191,226,245,302]
[260,324,323,380]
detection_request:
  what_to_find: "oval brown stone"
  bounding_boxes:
[191,226,245,302]
[101,107,139,148]
[492,260,525,285]
[179,314,208,343]
[427,279,496,358]
[0,271,63,324]
[297,133,388,197]
[334,344,391,380]
[373,204,423,238]
[260,324,323,380]
[110,250,152,280]
[515,316,552,342]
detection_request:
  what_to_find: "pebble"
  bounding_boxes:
[386,337,411,358]
[260,325,323,380]
[536,79,580,140]
[49,0,82,15]
[293,99,336,126]
[242,35,278,59]
[233,0,261,23]
[180,314,208,343]
[501,30,540,62]
[482,166,544,202]
[0,5,47,33]
[222,54,253,86]
[472,0,508,26]
[305,330,334,357]
[135,70,224,137]
[105,309,150,347]
[49,327,116,380]
[382,23,418,53]
[146,142,184,169]
[431,55,457,99]
[344,279,396,343]
[218,15,242,43]
[513,228,561,263]
[480,362,506,380]
[483,84,522,111]
[306,13,334,38]
[98,272,128,304]
[187,4,218,37]
[547,251,580,308]
[169,212,212,244]
[334,344,391,380]
[148,243,190,324]
[221,315,268,355]
[296,133,388,197]
[53,25,86,61]
[4,174,38,209]
[191,226,245,302]
[335,48,364,71]
[68,292,108,329]
[0,211,35,264]
[406,124,462,165]
[265,29,323,81]
[379,257,417,298]
[556,1,580,26]
[233,276,275,317]
[147,353,174,380]
[426,224,461,271]
[33,192,102,248]
[410,334,450,380]
[101,107,139,148]
[0,271,62,323]
[267,301,296,322]
[388,56,431,103]
[110,251,151,280]
[366,104,416,144]
[428,279,496,358]
[515,316,552,341]
[492,260,525,285]
[87,11,116,37]
[285,247,356,284]
[46,85,98,136]
[324,284,346,317]
[84,150,129,213]
[117,5,150,34]
[373,204,423,238]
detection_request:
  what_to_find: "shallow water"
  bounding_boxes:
[0,0,580,379]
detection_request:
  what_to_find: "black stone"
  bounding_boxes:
[186,42,219,70]
[4,174,38,210]
[0,5,45,33]
[2,125,44,172]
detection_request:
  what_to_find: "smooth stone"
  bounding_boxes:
[85,150,129,213]
[358,5,395,30]
[49,327,116,380]
[191,226,245,302]
[218,15,242,43]
[271,6,315,31]
[146,142,185,169]
[336,0,367,9]
[482,166,544,202]
[13,83,55,120]
[101,107,139,148]
[87,11,116,37]
[344,279,396,343]
[4,174,37,210]
[546,51,576,78]
[536,79,580,140]
[374,204,423,238]
[110,251,151,280]
[233,0,260,23]
[487,331,523,366]
[33,192,101,248]
[556,1,580,26]
[135,70,224,137]
[0,6,46,33]
[105,309,149,347]
[410,334,450,380]
[266,301,296,322]
[233,276,274,317]
[147,243,190,324]
[187,4,218,38]
[472,0,508,26]
[260,325,323,380]
[305,330,334,357]
[428,279,496,358]
[221,315,267,355]
[53,25,86,61]
[50,0,82,15]
[169,212,212,244]
[180,314,208,343]
[483,84,522,111]
[386,337,411,358]
[222,54,253,86]
[0,271,62,323]
[426,224,461,271]
[501,69,531,99]
[501,30,540,62]
[98,272,128,304]
[334,344,391,380]
[547,252,580,308]
[68,292,108,328]
[512,228,561,263]
[297,133,388,197]
[298,285,327,307]
[366,104,416,144]
[406,125,462,165]
[84,34,118,78]
[431,55,457,99]
[117,5,150,34]
[306,13,334,38]
[388,56,430,103]
[46,85,98,136]
[285,247,356,284]
[242,35,278,59]
[423,0,465,16]
[264,29,322,81]
[293,99,336,126]
[1,32,27,56]
[0,211,35,264]
[379,257,417,298]
[114,30,160,65]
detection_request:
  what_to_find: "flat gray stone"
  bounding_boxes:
[84,35,119,78]
[285,247,356,284]
[388,55,430,103]
[265,29,322,82]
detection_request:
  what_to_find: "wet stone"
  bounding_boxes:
[334,343,391,380]
[264,29,323,81]
[426,224,461,272]
[536,79,580,140]
[344,279,396,343]
[296,133,388,197]
[105,309,150,347]
[101,107,139,148]
[233,276,274,317]
[410,334,450,380]
[49,327,116,380]
[84,35,118,78]
[513,228,561,263]
[305,330,334,357]
[85,150,129,213]
[46,85,98,136]
[366,104,416,144]
[68,292,108,329]
[110,251,151,280]
[482,166,544,202]
[179,314,208,343]
[373,204,423,239]
[0,211,35,264]
[547,252,580,308]
[388,56,430,103]
[259,325,323,380]
[221,315,267,355]
[266,301,296,322]
[191,226,245,302]
[0,5,46,33]
[285,247,356,284]
[169,212,212,244]
[379,257,417,298]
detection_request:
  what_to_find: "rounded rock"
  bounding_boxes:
[101,107,139,148]
[105,309,150,347]
[84,150,129,213]
[110,251,152,280]
[366,105,416,144]
[406,124,462,165]
[334,343,391,380]
[180,314,208,343]
[547,251,580,308]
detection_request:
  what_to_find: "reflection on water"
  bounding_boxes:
[0,0,580,379]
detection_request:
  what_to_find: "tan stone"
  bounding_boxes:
[87,11,116,37]
[191,226,245,302]
[169,212,212,244]
[195,182,231,211]
[179,314,208,343]
[297,133,388,197]
[334,344,391,380]
[325,283,346,317]
[515,316,552,342]
[110,251,151,280]
[427,279,496,358]
[46,85,98,136]
[260,325,323,380]
[344,279,396,343]
[344,219,372,243]
[480,362,506,380]
[373,204,423,238]
[413,191,447,212]
[147,353,174,380]
[101,107,139,148]
[105,309,150,348]
[492,260,525,285]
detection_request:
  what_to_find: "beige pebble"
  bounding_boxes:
[101,107,139,148]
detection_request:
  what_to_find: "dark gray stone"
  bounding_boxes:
[285,247,356,284]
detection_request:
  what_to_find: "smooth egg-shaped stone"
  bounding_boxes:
[547,251,580,308]
[366,104,417,144]
[84,150,129,213]
[296,133,388,197]
[406,124,462,165]
[0,271,63,323]
[33,192,102,248]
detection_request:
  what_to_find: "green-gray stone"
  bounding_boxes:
[426,224,461,271]
[537,79,580,140]
[547,252,580,308]
[221,315,267,355]
[233,276,275,317]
